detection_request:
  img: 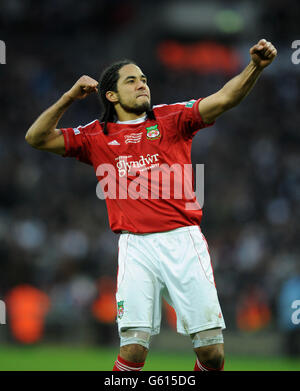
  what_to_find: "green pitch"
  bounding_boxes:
[0,345,299,371]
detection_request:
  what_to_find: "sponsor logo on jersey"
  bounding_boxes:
[73,127,81,135]
[108,140,120,145]
[124,132,143,144]
[117,301,124,319]
[146,125,161,140]
[115,153,160,177]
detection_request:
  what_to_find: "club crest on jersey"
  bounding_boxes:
[146,125,161,140]
[117,301,124,319]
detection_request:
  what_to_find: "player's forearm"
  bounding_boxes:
[220,60,263,109]
[25,93,74,147]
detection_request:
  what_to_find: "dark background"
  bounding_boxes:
[0,0,299,354]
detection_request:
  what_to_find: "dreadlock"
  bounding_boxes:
[98,59,155,135]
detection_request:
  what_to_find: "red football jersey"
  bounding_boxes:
[61,98,214,233]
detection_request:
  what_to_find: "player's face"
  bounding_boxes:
[116,64,151,115]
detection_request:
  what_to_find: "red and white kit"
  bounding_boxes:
[61,99,225,336]
[61,98,212,234]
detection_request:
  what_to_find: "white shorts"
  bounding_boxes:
[116,225,226,336]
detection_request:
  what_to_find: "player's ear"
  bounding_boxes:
[106,90,118,103]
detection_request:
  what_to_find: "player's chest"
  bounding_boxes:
[99,123,165,159]
[91,122,172,175]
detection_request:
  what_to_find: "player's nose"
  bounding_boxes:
[136,80,146,90]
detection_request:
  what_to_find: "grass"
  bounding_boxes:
[0,345,299,371]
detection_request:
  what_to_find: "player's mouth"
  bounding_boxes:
[137,94,149,98]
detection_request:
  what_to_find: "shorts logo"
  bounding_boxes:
[146,125,161,140]
[117,300,124,319]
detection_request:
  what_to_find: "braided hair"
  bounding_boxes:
[98,59,155,135]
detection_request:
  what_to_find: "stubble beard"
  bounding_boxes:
[118,97,151,115]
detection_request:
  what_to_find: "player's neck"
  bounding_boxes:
[117,112,147,122]
[115,107,146,122]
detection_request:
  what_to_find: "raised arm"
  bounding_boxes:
[25,75,99,155]
[198,39,277,124]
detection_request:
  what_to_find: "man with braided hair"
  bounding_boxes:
[26,39,277,371]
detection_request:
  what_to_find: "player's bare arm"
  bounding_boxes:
[25,75,98,155]
[199,39,277,124]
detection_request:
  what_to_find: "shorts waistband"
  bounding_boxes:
[121,225,201,236]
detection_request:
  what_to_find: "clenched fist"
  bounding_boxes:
[250,39,277,69]
[65,75,99,100]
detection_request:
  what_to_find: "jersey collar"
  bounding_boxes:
[116,115,147,125]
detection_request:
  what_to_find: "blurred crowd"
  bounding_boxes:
[0,0,299,352]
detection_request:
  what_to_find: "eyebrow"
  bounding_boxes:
[123,74,147,82]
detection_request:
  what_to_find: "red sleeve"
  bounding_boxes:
[175,98,215,140]
[61,126,93,166]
